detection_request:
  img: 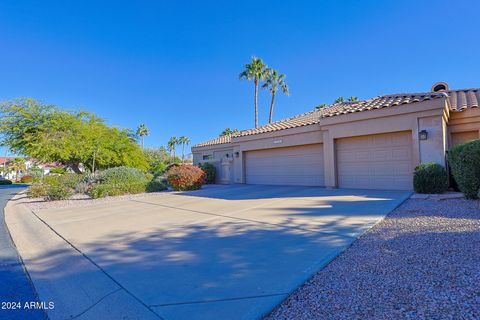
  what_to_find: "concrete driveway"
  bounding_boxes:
[7,185,411,320]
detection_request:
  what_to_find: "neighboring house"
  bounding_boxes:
[192,82,480,190]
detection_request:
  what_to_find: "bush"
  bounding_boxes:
[89,184,124,199]
[20,175,34,183]
[198,162,216,184]
[27,183,49,198]
[0,179,13,185]
[413,162,448,194]
[49,167,67,174]
[146,176,168,192]
[46,185,72,201]
[166,164,205,191]
[448,140,480,199]
[58,173,84,189]
[99,166,148,185]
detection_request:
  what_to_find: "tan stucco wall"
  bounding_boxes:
[192,98,480,189]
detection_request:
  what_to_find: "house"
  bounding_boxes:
[192,83,480,190]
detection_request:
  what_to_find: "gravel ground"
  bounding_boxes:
[266,198,480,320]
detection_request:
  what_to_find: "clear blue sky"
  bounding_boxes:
[1,0,479,155]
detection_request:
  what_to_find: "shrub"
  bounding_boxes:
[198,162,216,184]
[0,179,13,185]
[58,173,84,189]
[46,185,73,201]
[448,140,480,199]
[146,176,168,192]
[152,162,168,175]
[20,175,34,183]
[166,164,205,191]
[49,167,67,174]
[89,184,124,199]
[413,162,448,194]
[100,166,148,185]
[27,183,49,198]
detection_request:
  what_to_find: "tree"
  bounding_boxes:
[0,98,148,173]
[239,56,268,128]
[348,96,358,101]
[143,147,169,173]
[8,157,26,181]
[136,124,150,149]
[334,97,345,104]
[262,68,289,123]
[219,128,239,136]
[167,137,178,162]
[179,136,190,162]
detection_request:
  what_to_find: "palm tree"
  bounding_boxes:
[262,68,289,123]
[167,137,178,162]
[315,103,328,110]
[136,124,150,149]
[348,96,358,102]
[334,97,345,104]
[239,56,268,128]
[179,136,190,161]
[219,128,239,137]
[8,158,26,182]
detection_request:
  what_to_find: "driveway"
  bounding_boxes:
[8,185,411,320]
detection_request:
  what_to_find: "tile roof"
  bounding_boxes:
[193,134,232,148]
[193,87,479,147]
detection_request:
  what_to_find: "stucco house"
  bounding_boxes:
[192,83,480,191]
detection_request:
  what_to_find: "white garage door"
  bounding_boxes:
[336,131,413,190]
[245,144,324,186]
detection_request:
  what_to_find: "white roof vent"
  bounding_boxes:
[431,82,449,92]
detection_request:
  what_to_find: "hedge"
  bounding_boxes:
[413,162,448,194]
[448,139,480,199]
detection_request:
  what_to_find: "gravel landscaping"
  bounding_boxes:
[267,198,480,320]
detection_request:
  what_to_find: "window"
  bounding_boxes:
[202,155,213,160]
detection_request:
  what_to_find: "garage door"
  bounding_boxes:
[336,131,413,190]
[245,144,324,186]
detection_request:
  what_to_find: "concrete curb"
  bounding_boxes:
[5,193,162,320]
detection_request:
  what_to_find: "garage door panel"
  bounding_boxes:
[245,144,324,186]
[337,131,413,190]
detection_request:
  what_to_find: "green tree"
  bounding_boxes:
[0,98,148,172]
[143,147,169,173]
[179,136,190,162]
[262,68,289,123]
[334,97,345,104]
[8,157,26,182]
[167,137,178,162]
[239,56,268,128]
[348,96,358,101]
[219,128,239,136]
[136,124,150,149]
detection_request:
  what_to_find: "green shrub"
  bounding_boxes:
[58,173,84,189]
[28,168,44,182]
[49,167,67,174]
[89,184,124,199]
[100,166,148,185]
[198,162,216,184]
[146,176,168,192]
[166,164,205,191]
[20,175,34,183]
[0,179,13,185]
[27,183,49,198]
[448,140,480,199]
[152,162,168,175]
[46,185,72,201]
[413,162,448,194]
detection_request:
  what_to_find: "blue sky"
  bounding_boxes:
[1,0,479,155]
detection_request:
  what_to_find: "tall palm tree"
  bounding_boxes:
[262,68,289,123]
[239,56,268,128]
[348,96,358,102]
[219,128,239,137]
[167,137,178,162]
[334,97,345,104]
[136,124,150,149]
[179,136,190,161]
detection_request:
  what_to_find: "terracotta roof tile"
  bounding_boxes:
[193,87,479,147]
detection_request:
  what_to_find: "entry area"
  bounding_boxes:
[336,131,414,190]
[244,144,324,186]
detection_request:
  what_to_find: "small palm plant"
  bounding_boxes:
[348,96,358,102]
[136,124,150,149]
[239,56,268,128]
[334,97,345,104]
[219,128,239,136]
[262,68,289,123]
[179,136,190,162]
[167,137,178,163]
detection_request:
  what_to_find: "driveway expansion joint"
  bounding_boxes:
[68,288,122,320]
[148,292,289,307]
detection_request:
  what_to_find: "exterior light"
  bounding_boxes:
[235,152,240,158]
[419,130,428,140]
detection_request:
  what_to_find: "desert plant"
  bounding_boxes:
[46,185,72,201]
[20,175,34,183]
[413,162,448,194]
[146,176,168,192]
[99,166,148,185]
[0,179,13,185]
[49,167,67,174]
[198,162,216,184]
[448,140,480,199]
[166,164,205,191]
[89,184,124,199]
[27,183,49,198]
